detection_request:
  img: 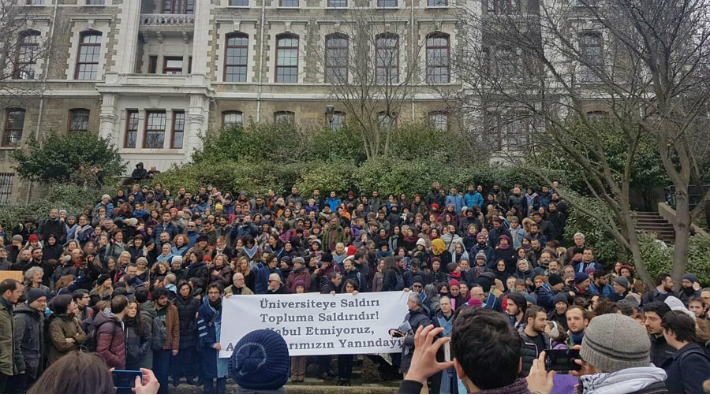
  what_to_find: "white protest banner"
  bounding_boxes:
[219,291,410,357]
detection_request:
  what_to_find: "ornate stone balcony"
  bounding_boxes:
[140,13,194,27]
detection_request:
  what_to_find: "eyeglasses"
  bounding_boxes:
[412,285,422,289]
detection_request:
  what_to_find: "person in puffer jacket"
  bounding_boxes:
[95,295,129,370]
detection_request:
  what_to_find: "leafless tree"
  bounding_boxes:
[310,7,424,160]
[454,0,710,286]
[0,0,49,112]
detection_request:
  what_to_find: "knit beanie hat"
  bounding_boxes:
[613,276,630,291]
[27,288,47,304]
[548,274,563,287]
[293,280,306,290]
[682,273,698,284]
[347,245,358,256]
[574,272,589,284]
[28,234,39,243]
[229,329,290,390]
[478,277,493,293]
[475,251,487,260]
[416,238,427,247]
[468,298,482,307]
[411,276,424,286]
[580,314,650,372]
[553,293,569,306]
[12,235,23,242]
[449,279,460,288]
[97,274,111,286]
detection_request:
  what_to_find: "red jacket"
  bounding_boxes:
[94,311,126,369]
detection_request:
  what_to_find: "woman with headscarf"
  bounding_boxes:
[431,238,452,269]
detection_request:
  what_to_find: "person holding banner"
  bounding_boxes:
[289,280,308,383]
[391,292,433,378]
[197,283,228,394]
[338,279,360,386]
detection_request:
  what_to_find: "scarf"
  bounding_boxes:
[292,266,304,274]
[580,367,667,394]
[242,245,258,259]
[569,330,584,345]
[209,297,223,310]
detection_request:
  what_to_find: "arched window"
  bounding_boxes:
[75,31,102,80]
[426,33,450,84]
[274,111,295,123]
[69,109,90,132]
[325,34,348,84]
[376,33,399,84]
[225,33,249,82]
[275,34,299,83]
[223,111,243,128]
[14,30,41,80]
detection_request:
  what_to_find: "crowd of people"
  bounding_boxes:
[0,178,709,394]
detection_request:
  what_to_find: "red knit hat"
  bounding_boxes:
[28,234,39,243]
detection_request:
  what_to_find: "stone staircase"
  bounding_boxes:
[633,211,675,243]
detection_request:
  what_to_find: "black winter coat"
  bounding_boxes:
[661,342,710,394]
[13,304,44,379]
[519,327,551,377]
[124,316,151,369]
[174,295,201,349]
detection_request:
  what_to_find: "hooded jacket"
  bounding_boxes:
[94,310,126,369]
[579,366,667,394]
[13,303,44,379]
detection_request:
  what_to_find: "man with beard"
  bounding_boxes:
[678,273,701,307]
[470,233,495,268]
[152,287,180,394]
[11,249,32,272]
[197,283,229,393]
[8,288,46,392]
[642,273,676,305]
[506,292,527,330]
[519,306,550,376]
[565,305,588,347]
[547,203,566,242]
[644,301,675,368]
[37,208,67,244]
[225,273,254,296]
[267,273,289,294]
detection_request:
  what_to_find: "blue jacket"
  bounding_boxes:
[589,282,613,297]
[325,197,341,212]
[155,222,179,240]
[197,298,225,379]
[186,230,199,249]
[445,194,465,215]
[575,261,603,273]
[93,202,114,218]
[537,283,555,311]
[463,192,483,209]
[254,263,282,294]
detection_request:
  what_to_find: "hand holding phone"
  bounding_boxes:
[112,370,143,390]
[543,349,581,372]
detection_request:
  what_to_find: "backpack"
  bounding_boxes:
[395,272,405,291]
[151,315,168,351]
[82,320,117,352]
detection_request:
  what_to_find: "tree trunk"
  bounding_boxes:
[670,188,691,290]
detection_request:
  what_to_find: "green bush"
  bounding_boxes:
[11,131,126,185]
[0,184,113,229]
[640,233,710,286]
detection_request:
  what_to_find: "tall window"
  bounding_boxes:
[223,111,243,128]
[229,0,249,5]
[225,33,248,82]
[69,109,90,133]
[376,34,399,84]
[327,112,345,130]
[489,0,518,14]
[275,34,299,83]
[163,57,183,74]
[280,0,298,7]
[125,110,139,148]
[14,31,40,80]
[274,111,295,123]
[144,111,166,149]
[0,173,14,205]
[163,0,194,13]
[3,109,25,147]
[429,111,448,131]
[579,32,603,83]
[377,0,397,7]
[171,111,185,149]
[325,34,348,84]
[426,33,450,84]
[75,31,102,80]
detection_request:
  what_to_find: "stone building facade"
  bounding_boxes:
[0,0,462,203]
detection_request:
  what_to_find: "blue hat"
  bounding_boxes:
[229,329,290,390]
[574,272,589,284]
[682,273,698,284]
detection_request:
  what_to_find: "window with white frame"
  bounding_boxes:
[275,34,299,83]
[14,30,40,80]
[376,33,399,85]
[223,111,243,128]
[75,31,102,80]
